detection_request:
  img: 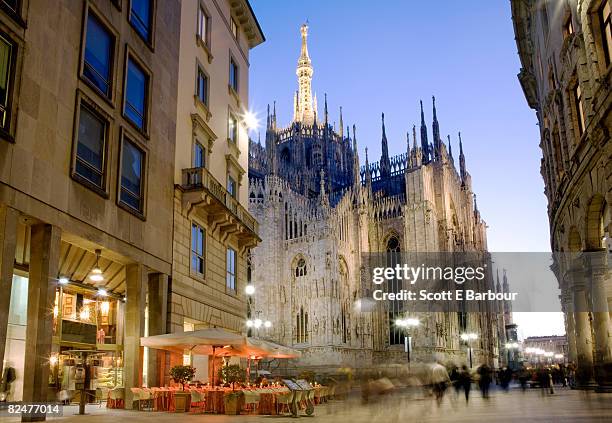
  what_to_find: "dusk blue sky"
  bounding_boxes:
[247,1,562,336]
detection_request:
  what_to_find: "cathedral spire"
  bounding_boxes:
[420,100,430,164]
[295,23,315,125]
[380,112,391,177]
[352,124,360,187]
[432,96,441,161]
[339,106,344,138]
[365,147,372,189]
[324,93,328,126]
[459,131,467,184]
[447,134,454,164]
[269,101,276,130]
[266,103,270,129]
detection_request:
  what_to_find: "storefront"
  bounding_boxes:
[50,282,125,400]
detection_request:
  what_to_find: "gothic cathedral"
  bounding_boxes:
[248,24,501,371]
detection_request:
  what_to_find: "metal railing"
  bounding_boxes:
[182,167,259,234]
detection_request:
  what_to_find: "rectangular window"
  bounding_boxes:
[601,0,611,66]
[84,13,114,98]
[228,113,237,143]
[0,33,14,130]
[124,57,148,131]
[193,142,205,168]
[226,247,236,292]
[197,5,209,45]
[230,17,238,39]
[229,57,238,92]
[75,104,107,189]
[191,223,205,276]
[197,67,208,105]
[120,138,145,213]
[227,175,236,198]
[574,83,585,135]
[130,0,152,42]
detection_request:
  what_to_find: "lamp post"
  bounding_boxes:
[505,342,519,370]
[246,312,272,337]
[395,317,420,369]
[460,333,478,368]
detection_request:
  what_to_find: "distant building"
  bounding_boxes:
[523,335,568,364]
[248,24,502,372]
[511,0,611,390]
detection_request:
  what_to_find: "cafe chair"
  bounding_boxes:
[189,389,206,414]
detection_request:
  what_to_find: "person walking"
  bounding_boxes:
[477,364,492,399]
[430,362,450,406]
[458,365,472,403]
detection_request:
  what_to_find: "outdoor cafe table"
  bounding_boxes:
[257,387,291,415]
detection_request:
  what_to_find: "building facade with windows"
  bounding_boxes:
[512,0,611,390]
[0,0,181,408]
[169,0,263,383]
[248,24,502,372]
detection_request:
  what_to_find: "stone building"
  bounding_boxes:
[170,0,262,383]
[511,0,611,389]
[0,0,265,410]
[0,0,180,409]
[523,335,568,362]
[248,24,502,372]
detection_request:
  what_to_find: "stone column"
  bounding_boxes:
[561,288,578,364]
[22,224,61,422]
[572,263,597,388]
[146,273,168,387]
[124,263,146,409]
[586,251,612,390]
[0,206,18,375]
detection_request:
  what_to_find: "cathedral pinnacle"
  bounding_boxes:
[420,100,430,163]
[380,113,391,177]
[353,124,360,187]
[295,23,315,125]
[459,131,467,184]
[432,96,441,161]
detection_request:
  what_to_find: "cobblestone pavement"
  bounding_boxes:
[2,386,611,423]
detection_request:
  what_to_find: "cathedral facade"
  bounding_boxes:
[248,24,501,372]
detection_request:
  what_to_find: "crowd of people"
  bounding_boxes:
[359,360,574,407]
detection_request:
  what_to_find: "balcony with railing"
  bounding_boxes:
[181,167,260,247]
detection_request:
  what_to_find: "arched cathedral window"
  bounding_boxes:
[386,235,403,345]
[296,306,308,344]
[340,261,349,343]
[295,258,307,277]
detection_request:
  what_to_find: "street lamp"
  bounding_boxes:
[245,284,255,295]
[505,342,519,369]
[395,317,420,367]
[460,333,478,368]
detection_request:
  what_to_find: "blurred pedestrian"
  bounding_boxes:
[430,362,450,406]
[518,366,529,391]
[477,364,492,399]
[500,366,512,391]
[458,365,472,403]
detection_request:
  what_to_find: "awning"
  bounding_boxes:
[245,338,302,359]
[140,328,245,356]
[140,330,300,359]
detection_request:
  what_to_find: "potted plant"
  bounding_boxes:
[170,365,196,412]
[218,364,245,415]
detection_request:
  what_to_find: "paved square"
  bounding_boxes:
[2,387,610,423]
